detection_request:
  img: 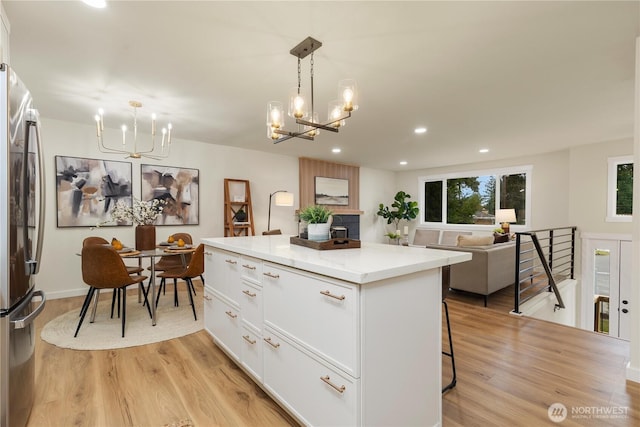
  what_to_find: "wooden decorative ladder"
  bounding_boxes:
[223,178,255,237]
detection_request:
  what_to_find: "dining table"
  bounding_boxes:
[120,246,195,326]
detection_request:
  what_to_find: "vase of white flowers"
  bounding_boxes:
[102,198,165,250]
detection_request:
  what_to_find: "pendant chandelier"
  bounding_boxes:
[267,36,358,143]
[94,100,173,160]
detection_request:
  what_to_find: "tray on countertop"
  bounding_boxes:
[290,236,361,250]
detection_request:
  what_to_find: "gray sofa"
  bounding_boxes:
[412,229,516,306]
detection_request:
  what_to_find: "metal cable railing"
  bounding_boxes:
[513,226,576,314]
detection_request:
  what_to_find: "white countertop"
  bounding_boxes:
[201,235,471,284]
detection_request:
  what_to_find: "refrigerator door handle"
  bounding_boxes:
[11,290,46,329]
[25,119,46,275]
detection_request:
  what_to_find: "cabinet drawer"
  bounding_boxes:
[209,294,241,361]
[203,286,215,336]
[240,324,263,381]
[240,255,263,284]
[262,263,359,377]
[263,327,359,427]
[240,280,262,331]
[210,250,240,304]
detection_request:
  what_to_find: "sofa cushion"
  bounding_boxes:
[441,230,472,246]
[412,229,440,246]
[457,234,494,247]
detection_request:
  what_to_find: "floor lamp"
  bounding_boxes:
[267,190,294,231]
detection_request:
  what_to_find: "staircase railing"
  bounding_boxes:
[513,226,577,314]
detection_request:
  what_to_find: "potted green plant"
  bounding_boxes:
[376,191,419,239]
[299,205,333,241]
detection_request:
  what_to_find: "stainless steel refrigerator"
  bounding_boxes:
[0,63,46,427]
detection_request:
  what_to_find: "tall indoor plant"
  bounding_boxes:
[376,191,419,242]
[299,205,333,241]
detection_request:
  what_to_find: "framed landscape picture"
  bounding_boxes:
[315,176,349,206]
[141,164,199,225]
[55,155,132,227]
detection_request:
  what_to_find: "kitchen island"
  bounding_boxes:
[202,235,471,426]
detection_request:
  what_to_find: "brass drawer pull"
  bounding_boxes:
[225,310,238,319]
[203,294,212,301]
[242,335,256,345]
[225,259,237,265]
[242,264,256,270]
[320,375,346,394]
[263,272,280,279]
[204,251,213,255]
[263,337,280,348]
[242,289,257,298]
[320,290,346,301]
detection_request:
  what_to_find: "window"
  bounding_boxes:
[607,156,633,222]
[419,166,531,229]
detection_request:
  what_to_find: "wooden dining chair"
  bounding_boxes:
[83,236,148,318]
[83,236,144,275]
[75,245,148,337]
[155,244,204,321]
[151,232,204,287]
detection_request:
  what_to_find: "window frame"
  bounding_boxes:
[606,155,633,223]
[418,165,532,231]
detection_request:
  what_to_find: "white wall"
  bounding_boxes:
[569,137,633,234]
[359,167,397,243]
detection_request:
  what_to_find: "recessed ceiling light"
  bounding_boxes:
[414,127,427,134]
[399,161,408,166]
[479,148,489,153]
[332,148,341,153]
[83,0,107,8]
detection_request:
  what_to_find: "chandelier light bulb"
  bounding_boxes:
[293,95,305,118]
[151,113,157,135]
[271,108,281,127]
[339,79,358,112]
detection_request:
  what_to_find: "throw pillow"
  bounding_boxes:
[457,234,494,247]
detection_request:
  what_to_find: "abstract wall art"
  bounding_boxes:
[141,164,199,225]
[55,155,132,227]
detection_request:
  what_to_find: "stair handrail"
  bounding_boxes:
[513,226,576,314]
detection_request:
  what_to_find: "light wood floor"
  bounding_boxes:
[29,282,639,426]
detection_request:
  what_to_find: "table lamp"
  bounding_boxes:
[496,208,516,234]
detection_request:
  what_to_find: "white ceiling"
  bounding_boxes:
[3,1,639,171]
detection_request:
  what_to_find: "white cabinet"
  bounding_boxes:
[262,326,359,426]
[208,293,241,360]
[262,262,359,377]
[209,250,240,304]
[240,324,263,381]
[239,255,262,284]
[239,280,262,331]
[203,240,446,427]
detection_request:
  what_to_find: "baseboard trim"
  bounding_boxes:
[44,288,87,300]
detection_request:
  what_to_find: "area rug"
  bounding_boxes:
[41,289,204,350]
